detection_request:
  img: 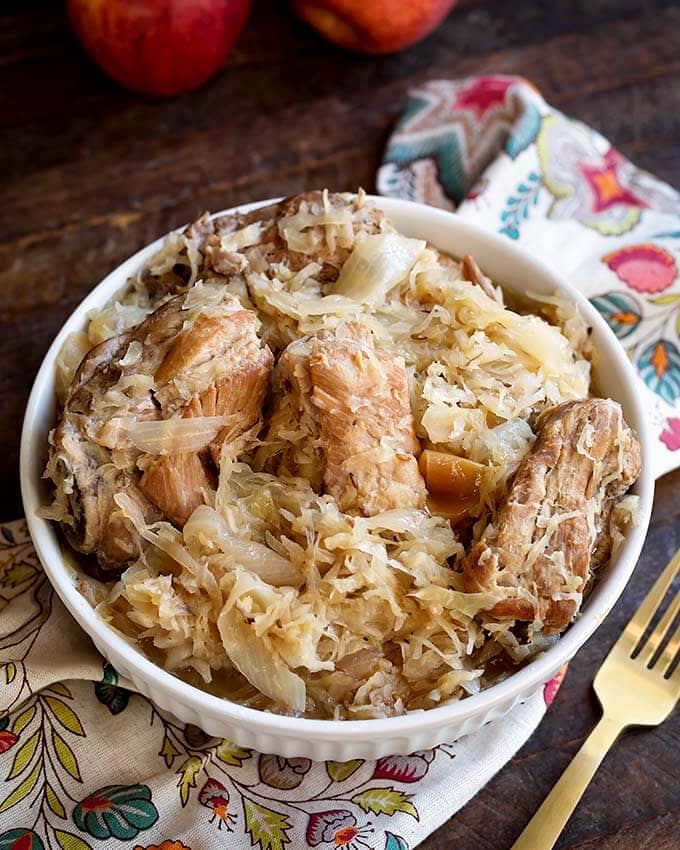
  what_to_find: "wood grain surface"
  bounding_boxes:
[1,1,679,848]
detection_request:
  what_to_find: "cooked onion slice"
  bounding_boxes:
[420,449,489,525]
[426,494,481,525]
[332,233,426,304]
[217,605,306,714]
[184,506,304,587]
[126,416,233,455]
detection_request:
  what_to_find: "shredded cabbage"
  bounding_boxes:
[97,467,480,717]
[54,332,91,404]
[332,233,426,304]
[218,604,307,713]
[47,191,632,720]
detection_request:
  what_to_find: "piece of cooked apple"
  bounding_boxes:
[419,448,489,525]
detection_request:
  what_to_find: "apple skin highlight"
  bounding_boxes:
[68,0,253,96]
[292,0,457,54]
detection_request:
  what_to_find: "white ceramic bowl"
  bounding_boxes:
[20,196,654,759]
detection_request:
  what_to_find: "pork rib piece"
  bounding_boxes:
[464,398,641,634]
[260,322,427,515]
[46,292,272,575]
[199,190,388,285]
[141,306,273,523]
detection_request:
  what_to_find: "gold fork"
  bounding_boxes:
[511,547,680,850]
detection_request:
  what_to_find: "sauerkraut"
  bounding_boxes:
[43,190,639,720]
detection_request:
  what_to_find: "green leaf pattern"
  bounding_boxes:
[0,685,88,846]
[499,171,541,239]
[94,663,130,716]
[0,830,45,850]
[385,833,409,850]
[590,291,643,340]
[326,759,364,782]
[73,785,158,841]
[351,787,419,819]
[7,728,40,780]
[243,798,292,850]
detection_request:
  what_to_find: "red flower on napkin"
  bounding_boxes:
[198,779,236,830]
[604,244,677,294]
[543,666,567,706]
[660,417,680,451]
[306,810,373,848]
[373,750,436,783]
[0,729,18,753]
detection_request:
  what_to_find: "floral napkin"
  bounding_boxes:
[1,75,678,850]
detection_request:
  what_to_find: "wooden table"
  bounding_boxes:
[1,1,678,848]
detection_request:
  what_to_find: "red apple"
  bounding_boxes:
[291,0,457,54]
[67,0,253,96]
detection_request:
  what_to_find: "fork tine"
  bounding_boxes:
[639,591,680,666]
[614,547,680,656]
[658,623,680,677]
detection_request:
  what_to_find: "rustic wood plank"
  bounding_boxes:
[2,9,678,320]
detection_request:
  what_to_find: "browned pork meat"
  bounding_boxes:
[464,398,641,634]
[195,190,388,285]
[48,418,162,571]
[124,192,388,311]
[140,305,273,523]
[45,291,273,575]
[259,322,427,515]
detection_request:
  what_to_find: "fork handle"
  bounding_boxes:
[510,715,626,850]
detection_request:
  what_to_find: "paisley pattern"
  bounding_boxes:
[537,116,653,236]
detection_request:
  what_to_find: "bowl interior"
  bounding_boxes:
[20,196,653,744]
